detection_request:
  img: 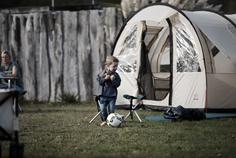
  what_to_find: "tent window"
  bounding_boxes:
[211,46,219,57]
[176,28,201,72]
[118,24,139,73]
[122,25,137,49]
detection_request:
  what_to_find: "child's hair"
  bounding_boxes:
[1,50,11,57]
[105,56,119,66]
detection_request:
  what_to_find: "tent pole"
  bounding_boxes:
[166,18,173,107]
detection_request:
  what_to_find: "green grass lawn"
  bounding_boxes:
[1,102,236,158]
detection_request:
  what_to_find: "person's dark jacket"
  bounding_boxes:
[97,69,121,98]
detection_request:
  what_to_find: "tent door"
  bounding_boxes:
[152,35,171,101]
[139,21,171,105]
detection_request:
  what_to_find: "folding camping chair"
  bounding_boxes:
[89,94,144,124]
[0,74,25,158]
[123,94,144,123]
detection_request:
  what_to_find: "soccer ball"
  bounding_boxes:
[107,113,124,127]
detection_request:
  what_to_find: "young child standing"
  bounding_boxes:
[97,56,121,126]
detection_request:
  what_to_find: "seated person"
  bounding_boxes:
[0,50,24,93]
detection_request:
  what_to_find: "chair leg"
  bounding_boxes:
[124,112,131,120]
[124,110,142,122]
[134,111,142,122]
[89,111,101,124]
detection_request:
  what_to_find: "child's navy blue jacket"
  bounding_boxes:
[97,70,121,98]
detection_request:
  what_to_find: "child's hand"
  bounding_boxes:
[110,75,115,80]
[105,75,110,80]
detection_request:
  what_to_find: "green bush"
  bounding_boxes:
[57,92,80,104]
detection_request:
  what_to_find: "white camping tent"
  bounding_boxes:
[113,4,236,112]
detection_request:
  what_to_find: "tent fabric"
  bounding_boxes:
[184,11,236,65]
[113,22,144,105]
[207,74,236,109]
[128,5,178,25]
[112,4,236,111]
[226,14,236,25]
[171,13,206,109]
